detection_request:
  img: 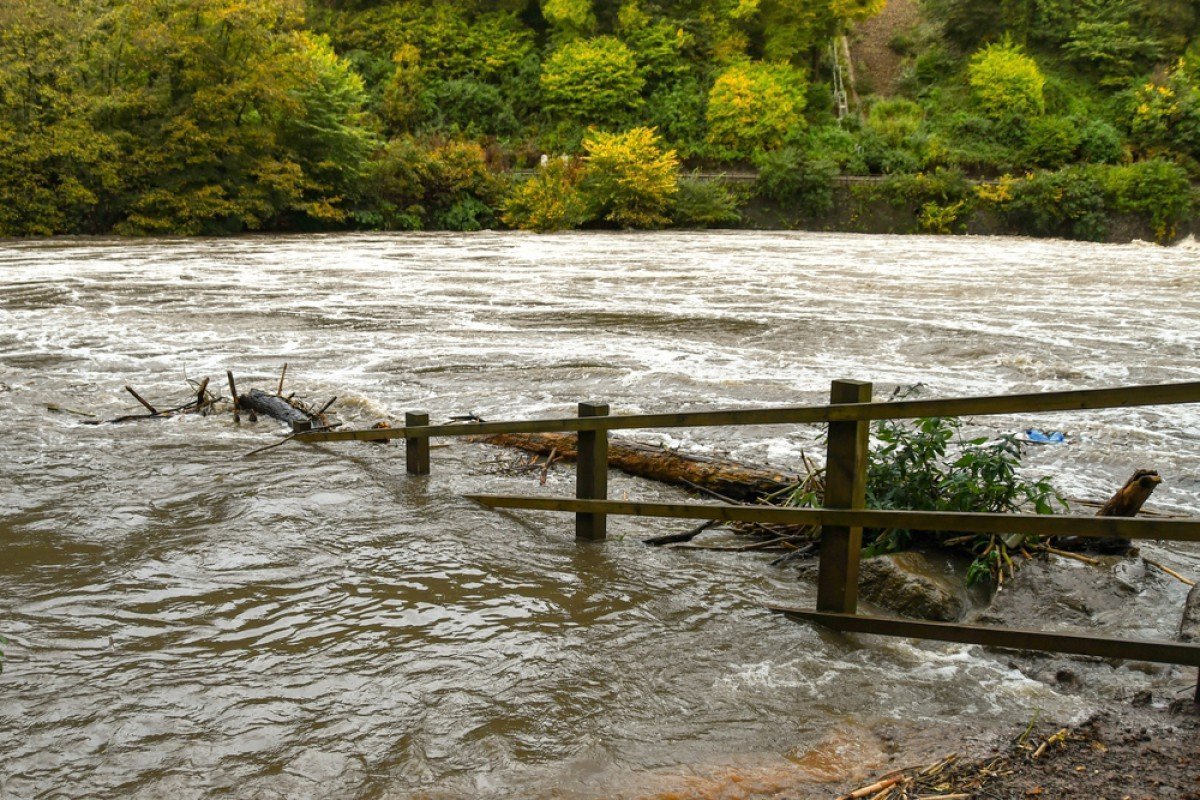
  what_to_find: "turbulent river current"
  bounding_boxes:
[2,231,1199,799]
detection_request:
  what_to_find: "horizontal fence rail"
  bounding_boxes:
[302,378,1200,689]
[767,609,1200,667]
[465,496,1200,543]
[295,381,1200,444]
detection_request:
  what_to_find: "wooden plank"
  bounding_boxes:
[463,496,1200,543]
[295,381,1200,443]
[576,402,609,541]
[767,607,1200,667]
[817,380,871,614]
[406,411,431,475]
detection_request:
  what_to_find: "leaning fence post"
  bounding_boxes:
[405,411,431,475]
[817,380,872,614]
[576,402,609,541]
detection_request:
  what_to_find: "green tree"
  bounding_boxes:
[582,126,679,228]
[540,37,645,124]
[0,0,118,235]
[93,0,376,235]
[706,61,807,158]
[1062,0,1161,82]
[502,158,590,231]
[968,40,1046,123]
[542,0,597,36]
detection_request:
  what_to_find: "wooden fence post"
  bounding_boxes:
[817,380,872,614]
[406,411,431,475]
[576,402,609,541]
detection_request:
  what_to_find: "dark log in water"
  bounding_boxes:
[238,389,310,425]
[481,431,797,502]
[1054,469,1162,554]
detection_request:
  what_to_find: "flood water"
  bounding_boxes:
[2,231,1199,799]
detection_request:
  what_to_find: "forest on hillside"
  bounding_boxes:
[2,0,1199,240]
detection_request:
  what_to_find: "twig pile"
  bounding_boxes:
[836,724,1079,799]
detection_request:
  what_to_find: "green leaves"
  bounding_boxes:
[864,416,1067,584]
[968,39,1046,124]
[705,61,807,159]
[540,37,645,126]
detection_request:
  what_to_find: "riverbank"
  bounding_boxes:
[829,697,1200,800]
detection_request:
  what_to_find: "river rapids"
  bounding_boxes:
[1,231,1198,798]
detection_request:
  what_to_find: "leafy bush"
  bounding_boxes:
[1128,62,1200,159]
[968,40,1046,123]
[1021,116,1082,168]
[1102,158,1194,241]
[643,78,708,159]
[380,44,424,133]
[502,157,589,232]
[866,98,926,148]
[581,126,680,228]
[753,147,837,216]
[1062,0,1161,83]
[419,78,520,137]
[361,137,502,231]
[1001,166,1109,240]
[671,176,742,227]
[1076,118,1124,163]
[871,167,972,209]
[865,416,1066,584]
[620,17,691,82]
[541,0,597,35]
[706,61,808,159]
[540,37,644,125]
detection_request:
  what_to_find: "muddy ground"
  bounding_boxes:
[832,697,1200,800]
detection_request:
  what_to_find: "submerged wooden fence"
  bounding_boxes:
[297,380,1200,691]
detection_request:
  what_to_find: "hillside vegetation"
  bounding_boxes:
[2,0,1198,240]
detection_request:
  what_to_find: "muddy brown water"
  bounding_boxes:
[1,232,1199,799]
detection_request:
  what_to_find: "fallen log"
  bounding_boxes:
[480,432,797,502]
[1053,469,1161,554]
[239,388,311,426]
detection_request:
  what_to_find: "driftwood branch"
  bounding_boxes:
[480,432,797,502]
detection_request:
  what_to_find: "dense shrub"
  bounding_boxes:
[1062,0,1161,82]
[380,44,424,133]
[540,37,644,125]
[671,176,742,227]
[805,124,869,174]
[706,61,808,159]
[1102,158,1194,240]
[1021,116,1082,168]
[1001,166,1109,240]
[1076,118,1125,163]
[753,147,837,216]
[541,0,596,36]
[502,158,589,232]
[581,127,679,228]
[866,98,926,147]
[867,168,974,233]
[420,78,520,137]
[643,79,707,159]
[620,17,691,82]
[968,40,1046,122]
[360,137,503,231]
[1128,62,1200,159]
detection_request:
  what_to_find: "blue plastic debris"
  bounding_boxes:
[1025,428,1066,444]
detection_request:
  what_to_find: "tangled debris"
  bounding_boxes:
[836,700,1200,800]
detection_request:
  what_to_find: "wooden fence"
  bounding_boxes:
[297,380,1200,693]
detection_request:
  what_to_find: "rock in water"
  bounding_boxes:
[857,551,978,622]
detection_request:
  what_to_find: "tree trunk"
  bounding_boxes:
[238,388,310,425]
[1054,469,1161,554]
[480,432,797,502]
